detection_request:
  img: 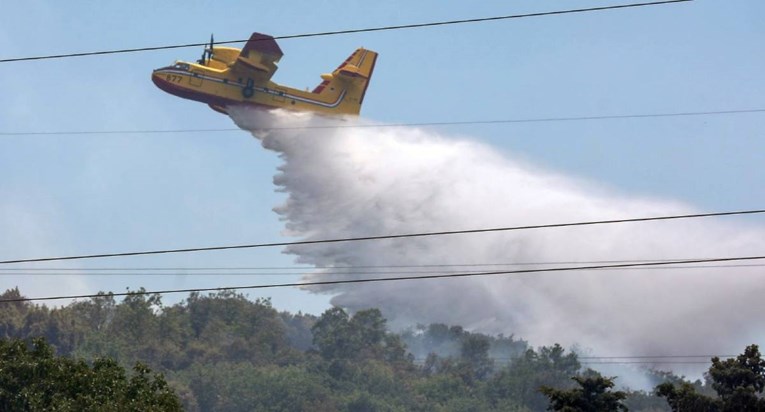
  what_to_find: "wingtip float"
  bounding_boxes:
[152,32,377,116]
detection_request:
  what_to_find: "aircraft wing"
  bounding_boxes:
[230,32,284,82]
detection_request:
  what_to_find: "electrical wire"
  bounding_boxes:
[413,357,728,365]
[384,354,746,365]
[1,209,762,265]
[0,1,692,64]
[580,361,712,364]
[0,263,763,276]
[419,355,738,361]
[1,254,763,303]
[402,353,751,365]
[0,257,756,271]
[2,108,761,137]
[415,360,712,365]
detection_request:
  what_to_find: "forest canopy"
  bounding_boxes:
[0,287,760,412]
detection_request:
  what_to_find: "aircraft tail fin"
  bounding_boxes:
[312,48,378,113]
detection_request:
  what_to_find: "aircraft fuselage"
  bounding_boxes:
[151,37,376,116]
[152,62,351,115]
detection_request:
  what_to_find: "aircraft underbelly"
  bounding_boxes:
[153,69,352,116]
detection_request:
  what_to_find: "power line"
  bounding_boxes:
[582,355,734,359]
[1,263,763,276]
[1,254,763,303]
[2,108,762,137]
[415,360,717,365]
[0,257,754,271]
[416,360,714,364]
[415,360,713,365]
[580,361,711,364]
[414,355,732,364]
[433,355,737,360]
[1,209,762,265]
[0,0,692,64]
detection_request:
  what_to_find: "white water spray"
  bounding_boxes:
[231,108,765,381]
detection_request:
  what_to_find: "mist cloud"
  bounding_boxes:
[231,108,765,373]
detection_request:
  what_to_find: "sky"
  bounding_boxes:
[1,0,764,339]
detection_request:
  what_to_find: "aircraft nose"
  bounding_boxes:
[152,70,174,93]
[151,69,170,87]
[151,71,162,86]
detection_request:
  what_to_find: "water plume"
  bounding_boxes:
[230,108,765,380]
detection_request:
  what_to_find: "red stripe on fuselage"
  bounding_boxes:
[152,74,274,114]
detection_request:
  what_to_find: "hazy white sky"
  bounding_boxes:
[0,0,763,317]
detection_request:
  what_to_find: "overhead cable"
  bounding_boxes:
[0,257,756,271]
[1,254,763,303]
[1,263,763,276]
[1,208,762,265]
[2,108,762,137]
[0,0,693,64]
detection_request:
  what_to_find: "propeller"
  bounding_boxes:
[206,34,214,62]
[198,34,214,65]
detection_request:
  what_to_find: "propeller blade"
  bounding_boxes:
[206,33,214,62]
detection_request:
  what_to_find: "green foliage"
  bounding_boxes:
[415,373,473,405]
[622,390,672,412]
[180,362,336,412]
[655,382,720,411]
[460,334,495,381]
[709,344,765,410]
[0,288,28,338]
[312,307,409,365]
[405,322,526,389]
[0,337,181,411]
[342,390,409,412]
[656,344,765,412]
[487,344,581,410]
[401,323,527,362]
[312,307,357,359]
[280,310,318,350]
[540,371,628,412]
[5,287,743,412]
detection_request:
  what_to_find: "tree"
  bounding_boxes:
[181,291,291,366]
[460,334,494,381]
[312,307,393,361]
[656,344,765,412]
[280,311,318,351]
[709,344,765,410]
[312,307,355,359]
[487,344,581,410]
[540,372,628,412]
[655,382,719,412]
[0,288,30,339]
[182,362,336,412]
[0,337,181,411]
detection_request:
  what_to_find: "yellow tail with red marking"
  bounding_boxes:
[312,48,378,115]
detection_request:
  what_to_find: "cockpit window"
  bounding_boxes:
[173,63,190,70]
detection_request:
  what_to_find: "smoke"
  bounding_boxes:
[230,108,765,379]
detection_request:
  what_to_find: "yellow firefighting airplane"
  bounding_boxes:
[152,33,377,116]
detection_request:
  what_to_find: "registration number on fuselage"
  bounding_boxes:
[165,74,183,83]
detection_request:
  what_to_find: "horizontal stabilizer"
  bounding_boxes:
[337,64,368,79]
